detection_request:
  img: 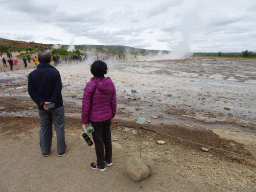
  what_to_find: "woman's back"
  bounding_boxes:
[82,77,117,124]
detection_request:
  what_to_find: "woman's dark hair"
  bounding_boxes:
[90,60,108,77]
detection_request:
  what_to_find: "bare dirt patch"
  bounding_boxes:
[0,96,256,191]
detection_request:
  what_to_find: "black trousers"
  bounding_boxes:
[91,119,112,167]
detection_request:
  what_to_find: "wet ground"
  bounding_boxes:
[1,57,255,131]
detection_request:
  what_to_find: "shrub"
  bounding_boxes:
[242,50,251,57]
[0,45,10,53]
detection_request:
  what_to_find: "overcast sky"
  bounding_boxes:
[1,0,255,52]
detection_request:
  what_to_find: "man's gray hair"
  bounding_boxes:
[38,52,51,63]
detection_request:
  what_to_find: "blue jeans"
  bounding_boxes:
[38,106,66,154]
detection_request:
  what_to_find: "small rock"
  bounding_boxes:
[224,107,230,111]
[112,137,118,141]
[124,128,130,132]
[147,120,151,123]
[157,141,165,145]
[201,147,209,152]
[114,121,118,124]
[149,103,153,106]
[167,94,172,97]
[135,108,140,111]
[132,130,137,135]
[15,115,23,118]
[152,116,158,119]
[230,143,235,147]
[131,89,137,93]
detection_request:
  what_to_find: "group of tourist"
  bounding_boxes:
[1,57,19,70]
[64,55,87,63]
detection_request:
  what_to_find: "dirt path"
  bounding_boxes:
[0,97,255,192]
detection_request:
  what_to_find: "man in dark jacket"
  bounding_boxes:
[22,56,27,68]
[28,51,69,157]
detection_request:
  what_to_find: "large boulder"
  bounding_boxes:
[125,153,155,182]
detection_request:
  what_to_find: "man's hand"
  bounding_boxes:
[83,123,89,127]
[43,102,51,111]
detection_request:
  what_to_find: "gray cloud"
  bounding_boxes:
[44,37,61,41]
[161,26,177,33]
[211,17,245,27]
[147,0,184,17]
[15,34,34,41]
[55,10,106,25]
[3,0,56,16]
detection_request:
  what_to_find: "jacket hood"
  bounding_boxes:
[96,77,115,94]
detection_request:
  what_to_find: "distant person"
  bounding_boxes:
[2,57,7,68]
[65,56,67,63]
[33,56,38,67]
[13,59,18,70]
[28,51,69,157]
[81,60,117,171]
[7,57,13,70]
[23,56,27,68]
[0,52,2,57]
[27,55,31,63]
[57,55,61,64]
[53,55,57,66]
[7,52,11,58]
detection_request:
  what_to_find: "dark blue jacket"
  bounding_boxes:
[28,63,63,110]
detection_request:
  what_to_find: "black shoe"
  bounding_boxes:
[90,162,106,172]
[105,160,113,167]
[42,153,49,157]
[59,146,69,157]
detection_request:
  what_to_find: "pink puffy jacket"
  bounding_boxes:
[81,77,117,124]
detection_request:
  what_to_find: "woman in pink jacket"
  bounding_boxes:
[13,59,18,70]
[81,60,117,172]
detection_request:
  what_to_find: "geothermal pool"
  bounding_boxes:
[0,57,255,128]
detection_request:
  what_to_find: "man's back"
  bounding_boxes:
[28,63,63,110]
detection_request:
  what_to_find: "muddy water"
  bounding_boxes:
[0,57,255,129]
